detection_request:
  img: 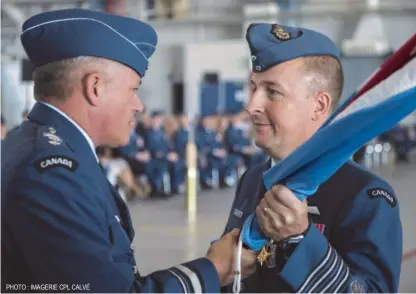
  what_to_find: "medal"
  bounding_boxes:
[257,240,277,267]
[257,245,271,266]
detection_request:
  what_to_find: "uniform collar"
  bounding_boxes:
[29,102,98,162]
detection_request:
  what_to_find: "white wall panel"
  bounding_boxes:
[183,40,249,117]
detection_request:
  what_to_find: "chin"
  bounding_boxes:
[118,135,131,147]
[106,134,130,148]
[254,133,270,148]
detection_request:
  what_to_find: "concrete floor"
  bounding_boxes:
[128,161,416,292]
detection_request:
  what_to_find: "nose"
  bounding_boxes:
[134,95,144,113]
[246,91,265,115]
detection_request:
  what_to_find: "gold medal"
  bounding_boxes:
[257,245,271,266]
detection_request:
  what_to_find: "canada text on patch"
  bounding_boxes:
[367,188,397,207]
[35,155,79,173]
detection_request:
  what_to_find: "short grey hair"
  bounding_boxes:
[32,56,105,101]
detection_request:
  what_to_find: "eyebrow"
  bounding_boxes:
[251,79,285,90]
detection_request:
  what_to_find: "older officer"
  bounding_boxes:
[222,24,402,292]
[1,9,257,293]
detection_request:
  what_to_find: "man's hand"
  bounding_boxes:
[213,148,227,158]
[256,185,308,242]
[206,229,257,286]
[242,146,254,155]
[135,151,150,162]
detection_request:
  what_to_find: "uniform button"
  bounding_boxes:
[255,65,262,71]
[251,55,257,61]
[130,243,135,251]
[133,265,138,274]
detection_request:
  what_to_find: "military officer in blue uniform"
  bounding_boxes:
[173,113,190,159]
[221,23,402,292]
[225,112,265,169]
[195,115,238,188]
[117,128,166,195]
[146,111,185,194]
[1,8,257,293]
[383,124,414,163]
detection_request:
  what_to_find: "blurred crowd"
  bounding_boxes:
[2,109,415,203]
[96,109,267,202]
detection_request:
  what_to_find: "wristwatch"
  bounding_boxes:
[279,222,311,260]
[280,234,305,260]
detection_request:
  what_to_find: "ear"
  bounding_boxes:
[82,72,107,106]
[312,91,332,121]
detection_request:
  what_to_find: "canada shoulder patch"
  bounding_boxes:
[366,188,397,207]
[34,155,79,173]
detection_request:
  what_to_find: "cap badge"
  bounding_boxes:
[270,24,291,41]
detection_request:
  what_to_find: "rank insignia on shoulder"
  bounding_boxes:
[270,24,291,41]
[35,155,79,173]
[43,130,63,146]
[367,188,397,207]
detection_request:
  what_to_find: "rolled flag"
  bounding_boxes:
[240,33,416,253]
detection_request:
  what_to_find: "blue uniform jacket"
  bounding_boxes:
[222,160,402,293]
[118,130,147,158]
[195,126,221,157]
[224,124,250,154]
[146,128,171,159]
[173,128,189,158]
[1,103,219,293]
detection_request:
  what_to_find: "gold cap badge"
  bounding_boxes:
[270,24,291,41]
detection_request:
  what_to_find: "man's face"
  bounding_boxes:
[139,113,150,127]
[151,116,163,129]
[179,115,188,128]
[248,58,321,159]
[99,63,142,146]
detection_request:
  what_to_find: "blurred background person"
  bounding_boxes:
[146,111,185,194]
[97,146,148,201]
[1,116,8,140]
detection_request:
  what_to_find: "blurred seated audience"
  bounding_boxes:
[173,113,189,159]
[96,146,150,202]
[225,111,266,168]
[146,111,185,194]
[196,115,239,188]
[118,127,167,197]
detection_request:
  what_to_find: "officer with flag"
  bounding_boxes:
[1,8,257,292]
[221,23,402,293]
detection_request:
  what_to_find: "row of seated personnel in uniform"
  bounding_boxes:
[96,110,267,201]
[352,122,416,164]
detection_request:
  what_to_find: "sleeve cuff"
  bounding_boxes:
[279,224,350,293]
[169,258,220,293]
